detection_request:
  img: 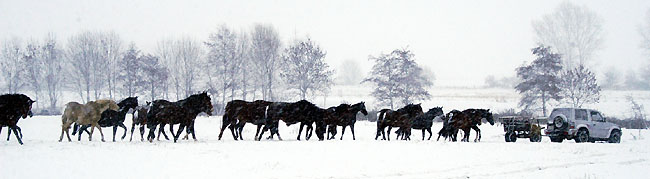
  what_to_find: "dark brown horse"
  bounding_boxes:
[218,100,272,140]
[130,101,150,141]
[324,102,368,140]
[396,107,444,140]
[0,94,34,145]
[447,109,495,142]
[257,100,326,141]
[146,92,213,142]
[375,103,423,141]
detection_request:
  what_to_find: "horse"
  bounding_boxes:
[59,99,119,142]
[257,100,326,141]
[375,103,423,141]
[437,110,460,142]
[0,94,34,145]
[447,109,495,142]
[73,97,139,142]
[217,100,271,140]
[396,107,444,140]
[130,101,151,141]
[146,92,212,142]
[324,102,368,140]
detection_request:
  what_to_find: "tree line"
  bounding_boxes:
[1,24,435,114]
[0,24,339,114]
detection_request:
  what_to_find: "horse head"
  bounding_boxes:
[118,96,139,111]
[184,92,213,116]
[352,102,368,115]
[481,109,495,125]
[426,106,444,118]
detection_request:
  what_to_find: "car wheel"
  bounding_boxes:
[575,129,589,143]
[550,136,563,143]
[529,133,541,142]
[608,130,621,143]
[553,116,565,128]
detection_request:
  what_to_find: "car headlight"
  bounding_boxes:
[554,117,564,128]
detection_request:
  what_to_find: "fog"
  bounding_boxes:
[1,0,649,86]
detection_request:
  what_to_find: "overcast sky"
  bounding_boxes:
[2,0,649,86]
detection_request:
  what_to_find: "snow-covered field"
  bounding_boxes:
[1,115,648,179]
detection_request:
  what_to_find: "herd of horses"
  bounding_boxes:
[0,92,495,145]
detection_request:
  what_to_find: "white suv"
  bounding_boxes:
[544,108,621,143]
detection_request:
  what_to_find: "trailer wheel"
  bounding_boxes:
[505,132,517,142]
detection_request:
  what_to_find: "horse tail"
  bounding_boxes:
[377,109,390,126]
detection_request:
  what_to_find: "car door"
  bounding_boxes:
[590,111,607,138]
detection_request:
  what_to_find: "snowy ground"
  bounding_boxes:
[1,115,648,179]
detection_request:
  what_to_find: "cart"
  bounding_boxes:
[500,116,545,142]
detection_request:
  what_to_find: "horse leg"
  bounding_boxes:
[173,124,185,143]
[472,126,481,142]
[297,123,304,141]
[59,127,65,142]
[306,125,313,140]
[120,123,127,140]
[97,125,106,142]
[169,124,175,140]
[237,123,244,140]
[129,123,136,142]
[139,126,145,141]
[17,126,22,138]
[274,125,282,141]
[350,125,356,140]
[11,126,22,145]
[387,127,392,141]
[427,128,432,140]
[190,123,197,141]
[422,129,426,140]
[112,125,118,142]
[159,124,169,140]
[340,126,347,140]
[254,125,263,141]
[89,125,94,141]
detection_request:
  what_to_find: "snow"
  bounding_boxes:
[1,115,648,179]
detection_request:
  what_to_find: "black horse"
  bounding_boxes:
[325,102,368,140]
[147,92,213,142]
[0,94,35,145]
[257,100,326,141]
[74,97,139,142]
[396,107,444,140]
[375,103,423,141]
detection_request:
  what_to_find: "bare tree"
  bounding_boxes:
[336,59,363,85]
[250,24,282,101]
[558,65,601,108]
[22,40,43,109]
[119,43,141,97]
[205,25,245,112]
[157,37,202,99]
[98,31,123,99]
[280,37,333,100]
[640,9,650,53]
[515,45,563,116]
[601,66,621,89]
[0,38,26,94]
[67,31,97,102]
[139,54,168,102]
[41,34,64,111]
[532,1,604,69]
[363,48,432,109]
